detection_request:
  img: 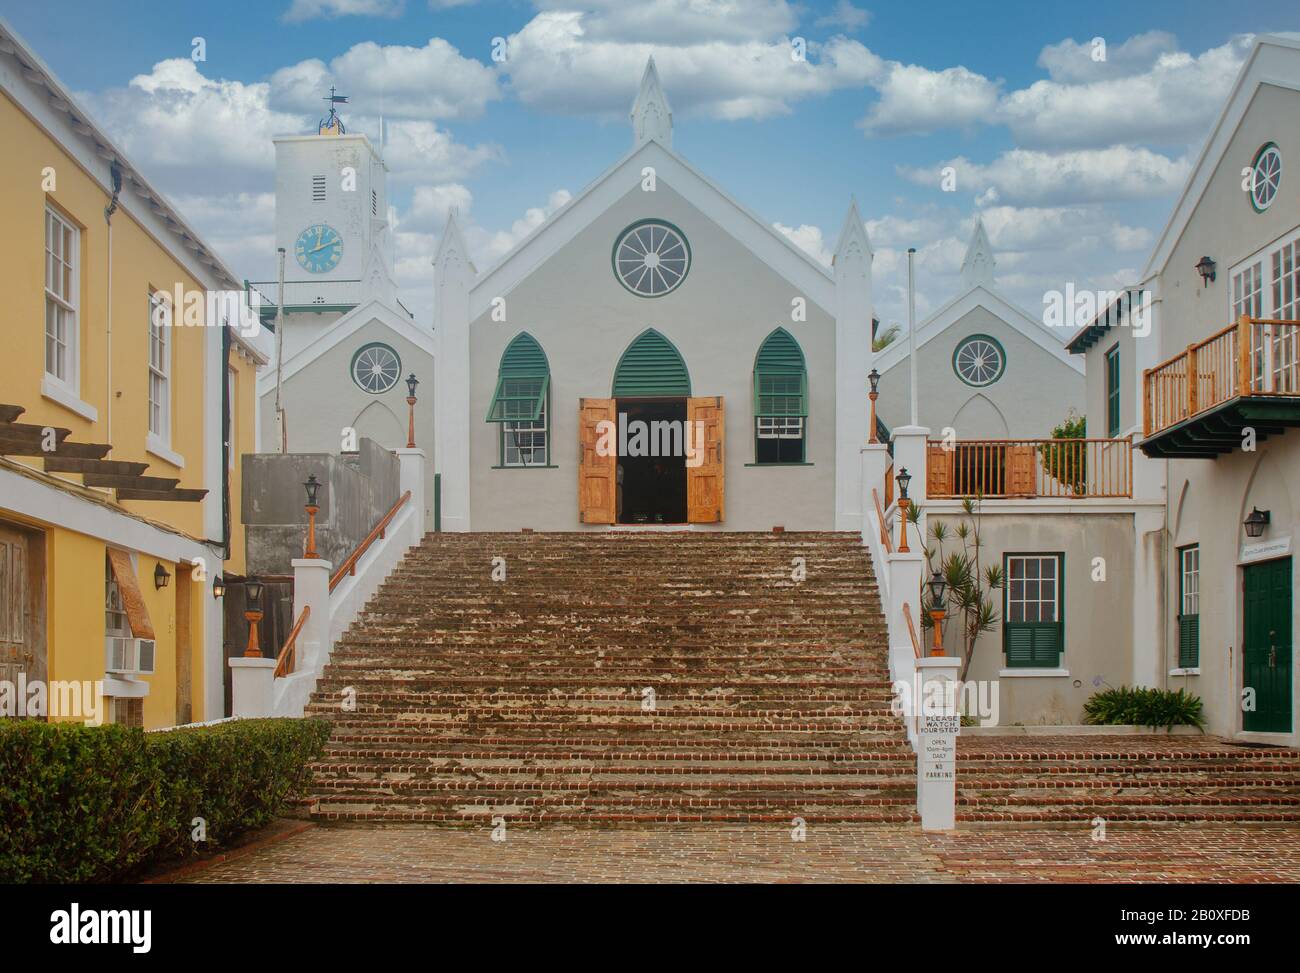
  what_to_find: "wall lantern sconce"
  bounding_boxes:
[212,575,226,600]
[154,563,171,590]
[1243,507,1271,538]
[1195,255,1217,287]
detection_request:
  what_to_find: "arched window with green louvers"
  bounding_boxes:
[753,327,807,464]
[486,332,551,467]
[611,329,691,397]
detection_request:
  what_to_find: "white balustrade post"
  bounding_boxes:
[395,447,427,547]
[292,557,332,673]
[890,425,930,546]
[860,442,890,546]
[916,655,961,830]
[228,657,276,718]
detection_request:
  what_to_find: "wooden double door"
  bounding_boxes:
[0,523,46,711]
[578,397,724,525]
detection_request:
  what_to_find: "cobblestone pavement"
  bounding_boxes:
[174,824,1300,884]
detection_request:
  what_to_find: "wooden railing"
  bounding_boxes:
[274,605,311,678]
[1145,316,1300,438]
[901,602,922,659]
[872,488,893,554]
[926,438,1132,499]
[329,490,412,593]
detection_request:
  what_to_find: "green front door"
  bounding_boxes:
[1243,557,1293,733]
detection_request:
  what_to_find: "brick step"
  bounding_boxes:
[317,738,915,756]
[305,698,904,716]
[310,808,919,825]
[959,773,1300,789]
[310,792,915,812]
[311,776,920,795]
[312,759,915,777]
[955,808,1300,824]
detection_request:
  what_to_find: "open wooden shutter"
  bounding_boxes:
[1006,445,1037,497]
[926,444,953,497]
[107,549,155,640]
[578,398,616,524]
[687,396,725,523]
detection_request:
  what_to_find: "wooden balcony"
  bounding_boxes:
[1142,316,1300,458]
[926,438,1132,499]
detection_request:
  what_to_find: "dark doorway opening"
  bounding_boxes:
[616,398,687,524]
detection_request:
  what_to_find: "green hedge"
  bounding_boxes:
[0,717,331,883]
[1083,686,1206,731]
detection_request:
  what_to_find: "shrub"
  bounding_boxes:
[1082,686,1206,731]
[0,717,330,883]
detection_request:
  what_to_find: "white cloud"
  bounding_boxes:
[379,119,501,183]
[1000,34,1254,147]
[900,146,1191,206]
[283,0,404,22]
[858,62,1001,136]
[168,191,277,281]
[1037,30,1178,84]
[87,59,303,190]
[531,0,799,45]
[502,11,880,120]
[270,38,501,120]
[773,222,832,265]
[814,0,871,32]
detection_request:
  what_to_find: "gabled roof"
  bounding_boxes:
[256,296,434,395]
[875,284,1083,376]
[1142,33,1300,280]
[467,137,836,321]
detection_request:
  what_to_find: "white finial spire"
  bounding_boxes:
[961,217,996,290]
[832,196,873,269]
[630,55,672,149]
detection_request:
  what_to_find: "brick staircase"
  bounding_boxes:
[956,736,1300,824]
[305,531,916,825]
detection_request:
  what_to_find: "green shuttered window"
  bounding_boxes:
[487,333,551,467]
[611,329,691,397]
[1105,344,1121,438]
[753,328,807,464]
[1178,544,1200,668]
[1003,553,1064,667]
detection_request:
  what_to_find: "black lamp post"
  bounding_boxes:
[1243,507,1271,538]
[896,467,912,553]
[405,373,420,449]
[1196,255,1216,287]
[927,569,948,657]
[304,473,321,558]
[243,578,264,659]
[868,369,880,443]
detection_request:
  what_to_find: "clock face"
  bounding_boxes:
[294,223,343,274]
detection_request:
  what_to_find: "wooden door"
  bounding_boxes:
[926,444,953,497]
[578,398,617,524]
[0,525,35,713]
[1243,558,1292,733]
[686,396,724,523]
[1006,445,1038,497]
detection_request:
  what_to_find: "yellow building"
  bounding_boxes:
[0,22,266,729]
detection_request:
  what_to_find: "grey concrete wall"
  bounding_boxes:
[927,507,1136,726]
[466,180,838,531]
[876,304,1085,439]
[242,437,401,575]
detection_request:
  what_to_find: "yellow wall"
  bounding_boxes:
[1,87,259,729]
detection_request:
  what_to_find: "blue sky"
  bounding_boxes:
[4,0,1297,327]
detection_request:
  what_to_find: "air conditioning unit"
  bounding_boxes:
[105,637,156,675]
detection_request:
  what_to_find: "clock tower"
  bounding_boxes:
[271,92,394,316]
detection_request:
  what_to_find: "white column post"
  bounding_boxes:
[833,199,873,532]
[915,655,961,830]
[860,442,890,539]
[228,657,276,718]
[395,447,427,547]
[433,211,474,532]
[291,557,332,673]
[885,550,925,684]
[890,424,930,548]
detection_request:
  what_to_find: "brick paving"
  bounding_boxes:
[175,823,1300,884]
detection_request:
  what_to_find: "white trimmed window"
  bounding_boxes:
[756,416,804,439]
[44,206,79,388]
[148,291,170,440]
[1231,228,1300,394]
[503,394,548,467]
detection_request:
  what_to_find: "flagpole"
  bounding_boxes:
[908,247,917,427]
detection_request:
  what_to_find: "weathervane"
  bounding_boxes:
[319,86,349,135]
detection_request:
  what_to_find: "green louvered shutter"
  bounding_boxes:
[487,333,550,422]
[611,329,691,397]
[1178,615,1200,668]
[753,328,807,416]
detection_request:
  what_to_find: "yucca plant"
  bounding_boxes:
[1083,686,1206,731]
[921,497,1003,682]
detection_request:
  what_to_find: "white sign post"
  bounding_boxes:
[915,656,961,830]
